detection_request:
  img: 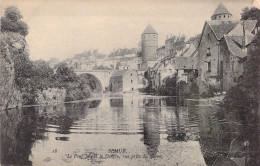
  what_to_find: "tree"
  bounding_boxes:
[1,6,29,36]
[32,60,55,89]
[241,7,260,26]
[4,6,23,21]
[54,63,77,88]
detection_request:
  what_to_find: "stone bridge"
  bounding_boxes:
[75,70,112,92]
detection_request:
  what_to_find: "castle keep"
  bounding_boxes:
[141,24,158,69]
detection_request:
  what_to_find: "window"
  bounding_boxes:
[219,15,221,18]
[207,62,211,72]
[132,88,134,91]
[131,80,133,83]
[207,48,211,56]
[224,15,225,18]
[131,73,132,76]
[215,16,217,19]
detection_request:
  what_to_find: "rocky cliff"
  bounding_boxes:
[0,32,25,110]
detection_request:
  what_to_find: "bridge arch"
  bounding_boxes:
[78,73,103,93]
[75,70,112,92]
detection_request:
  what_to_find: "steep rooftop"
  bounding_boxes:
[211,3,232,17]
[142,24,157,34]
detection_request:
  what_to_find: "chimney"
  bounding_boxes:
[242,21,246,50]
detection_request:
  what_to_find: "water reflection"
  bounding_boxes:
[143,106,160,158]
[166,108,187,142]
[0,107,46,166]
[0,95,259,165]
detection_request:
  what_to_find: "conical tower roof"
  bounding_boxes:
[142,24,157,34]
[211,3,232,17]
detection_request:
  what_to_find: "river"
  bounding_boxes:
[0,93,259,166]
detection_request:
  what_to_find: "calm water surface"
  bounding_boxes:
[1,93,259,166]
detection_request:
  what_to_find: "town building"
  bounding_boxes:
[109,70,138,92]
[146,40,199,92]
[220,22,256,91]
[118,55,142,70]
[197,3,258,93]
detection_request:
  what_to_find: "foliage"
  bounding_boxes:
[52,63,92,101]
[64,80,91,102]
[222,86,257,109]
[157,74,178,96]
[241,7,260,26]
[1,6,29,36]
[4,6,23,21]
[189,81,199,95]
[32,60,55,89]
[1,6,92,105]
[53,63,77,88]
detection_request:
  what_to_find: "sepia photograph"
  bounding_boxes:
[1,0,260,165]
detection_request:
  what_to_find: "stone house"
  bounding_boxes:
[137,69,146,88]
[220,23,256,91]
[197,3,258,93]
[109,70,138,92]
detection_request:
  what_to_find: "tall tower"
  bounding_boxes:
[141,24,158,68]
[211,3,232,20]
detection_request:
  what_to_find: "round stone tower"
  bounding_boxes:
[211,3,232,20]
[141,24,158,68]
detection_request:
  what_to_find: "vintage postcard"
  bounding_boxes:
[1,0,260,165]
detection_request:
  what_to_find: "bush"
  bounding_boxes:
[207,85,220,97]
[222,85,257,109]
[189,81,199,95]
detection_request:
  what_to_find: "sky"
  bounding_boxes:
[0,0,255,61]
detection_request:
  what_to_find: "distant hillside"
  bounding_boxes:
[109,48,138,58]
[73,49,106,60]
